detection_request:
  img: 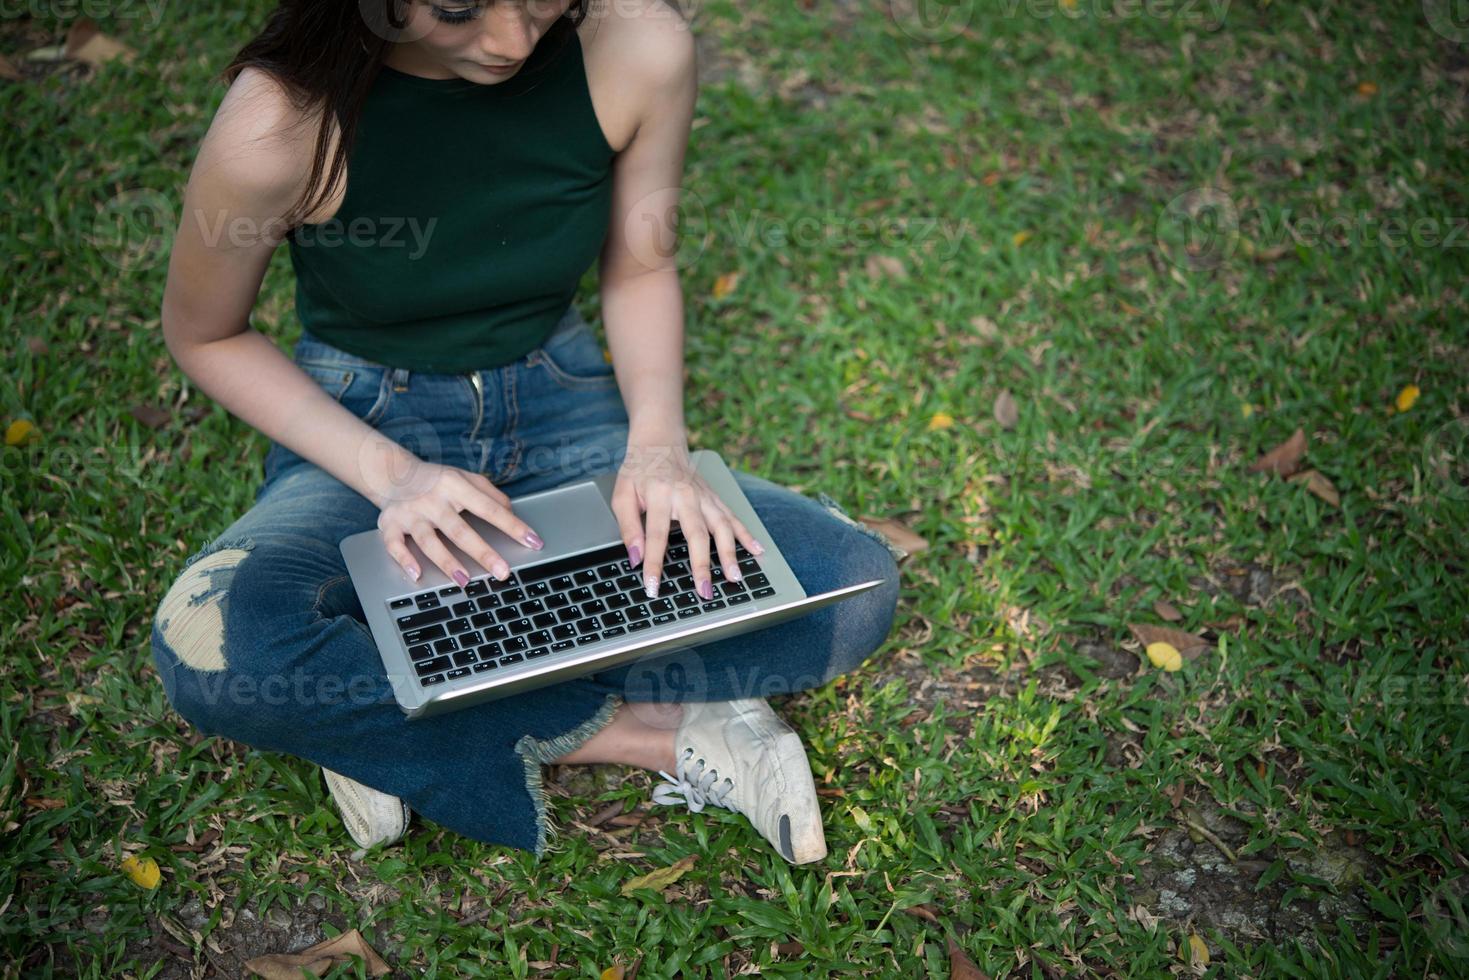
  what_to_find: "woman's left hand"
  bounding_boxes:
[611,441,765,600]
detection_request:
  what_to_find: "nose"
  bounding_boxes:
[480,5,540,64]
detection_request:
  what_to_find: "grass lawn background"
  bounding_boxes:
[3,0,1467,975]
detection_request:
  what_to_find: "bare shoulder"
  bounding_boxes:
[578,0,696,151]
[190,65,334,219]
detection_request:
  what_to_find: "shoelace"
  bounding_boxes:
[651,746,735,813]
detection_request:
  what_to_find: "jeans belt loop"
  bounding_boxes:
[390,367,410,392]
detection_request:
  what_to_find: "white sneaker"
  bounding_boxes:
[321,767,411,853]
[651,698,828,864]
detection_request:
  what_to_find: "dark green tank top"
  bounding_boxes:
[285,27,614,373]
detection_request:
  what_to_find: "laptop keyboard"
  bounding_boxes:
[387,524,777,688]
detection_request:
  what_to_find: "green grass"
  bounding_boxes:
[3,0,1467,975]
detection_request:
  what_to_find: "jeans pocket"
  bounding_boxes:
[297,358,391,425]
[529,321,618,390]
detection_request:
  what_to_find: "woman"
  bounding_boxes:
[150,0,901,865]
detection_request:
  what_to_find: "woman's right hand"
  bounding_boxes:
[376,460,544,586]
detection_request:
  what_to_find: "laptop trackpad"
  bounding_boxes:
[463,481,621,570]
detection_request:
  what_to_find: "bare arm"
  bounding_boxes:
[162,69,537,582]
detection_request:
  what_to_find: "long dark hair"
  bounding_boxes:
[223,0,590,228]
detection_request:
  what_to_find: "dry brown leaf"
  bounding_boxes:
[129,405,171,429]
[711,271,740,300]
[993,390,1018,429]
[620,854,696,896]
[946,936,990,980]
[969,315,999,340]
[0,54,22,81]
[1246,427,1307,477]
[1128,623,1212,661]
[64,18,135,67]
[1153,599,1183,622]
[858,516,929,557]
[864,254,908,281]
[243,928,392,978]
[901,903,940,924]
[26,336,48,355]
[1288,468,1340,507]
[24,796,66,810]
[842,403,876,423]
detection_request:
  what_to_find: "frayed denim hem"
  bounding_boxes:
[814,492,909,563]
[513,692,624,858]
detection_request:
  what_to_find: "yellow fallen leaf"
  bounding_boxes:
[1240,403,1254,418]
[1146,642,1183,672]
[1395,384,1419,412]
[600,967,625,980]
[1012,230,1032,247]
[1356,81,1378,97]
[711,271,740,300]
[5,419,37,446]
[1185,931,1210,967]
[927,412,954,431]
[620,854,696,896]
[121,855,161,889]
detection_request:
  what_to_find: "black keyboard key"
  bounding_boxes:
[447,617,470,633]
[521,598,547,615]
[438,586,462,597]
[546,592,570,609]
[421,673,446,686]
[593,579,617,596]
[529,629,552,646]
[476,594,501,611]
[433,637,458,654]
[626,604,650,620]
[569,586,593,603]
[722,580,746,594]
[553,623,577,640]
[532,612,557,629]
[416,655,451,676]
[583,598,608,615]
[453,600,476,616]
[390,597,414,609]
[747,572,770,589]
[674,593,699,609]
[447,667,471,679]
[575,616,600,633]
[607,592,631,609]
[465,579,489,597]
[727,592,752,605]
[508,618,533,635]
[556,606,580,623]
[397,606,450,630]
[597,562,622,578]
[525,581,551,597]
[602,625,627,637]
[617,574,640,590]
[701,600,726,611]
[502,637,528,653]
[527,646,551,659]
[482,624,509,640]
[551,640,576,652]
[415,595,440,609]
[752,587,776,598]
[452,649,477,667]
[478,642,502,660]
[499,652,524,665]
[495,607,520,623]
[460,630,482,647]
[408,643,433,662]
[601,609,626,626]
[471,611,495,629]
[649,598,675,614]
[502,587,525,603]
[490,574,521,591]
[575,633,601,645]
[574,568,599,585]
[629,619,652,632]
[472,660,497,672]
[677,607,700,619]
[402,624,446,645]
[653,613,676,624]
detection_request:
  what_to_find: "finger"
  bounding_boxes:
[378,524,422,582]
[408,520,467,586]
[610,478,645,568]
[437,508,511,582]
[678,488,714,600]
[703,500,741,586]
[463,470,511,506]
[456,489,538,570]
[641,490,672,599]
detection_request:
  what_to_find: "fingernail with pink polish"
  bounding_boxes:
[524,531,544,549]
[750,539,765,555]
[644,575,659,598]
[407,564,420,581]
[492,561,511,580]
[628,543,642,567]
[697,578,713,600]
[726,562,742,581]
[453,569,469,586]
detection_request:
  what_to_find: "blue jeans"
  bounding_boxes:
[149,304,903,857]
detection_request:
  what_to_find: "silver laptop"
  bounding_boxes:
[340,449,885,719]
